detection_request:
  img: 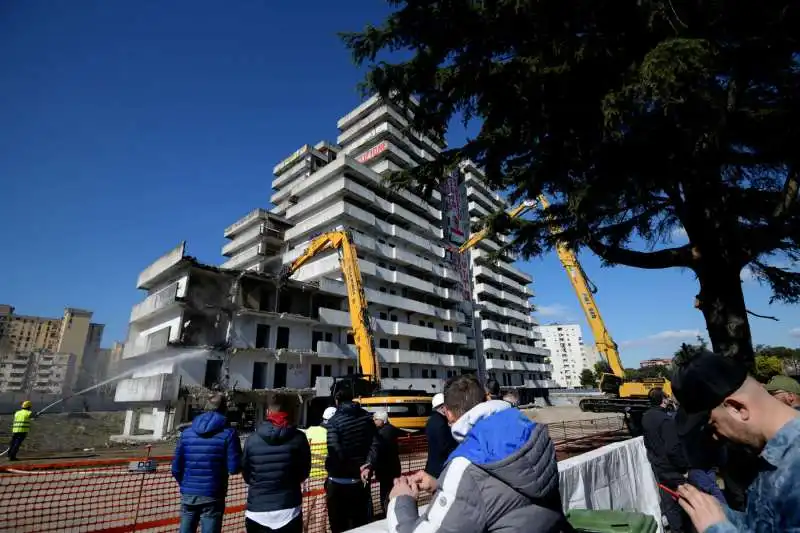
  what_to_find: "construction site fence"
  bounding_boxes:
[0,416,626,533]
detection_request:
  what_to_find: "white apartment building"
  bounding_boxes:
[538,324,589,388]
[225,96,477,383]
[461,162,553,396]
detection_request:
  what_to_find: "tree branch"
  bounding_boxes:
[586,240,694,269]
[773,165,799,220]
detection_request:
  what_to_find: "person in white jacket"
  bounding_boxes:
[387,375,566,533]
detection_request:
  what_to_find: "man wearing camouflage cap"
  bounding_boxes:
[765,375,800,410]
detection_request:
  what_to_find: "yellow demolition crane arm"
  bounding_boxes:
[458,196,626,380]
[283,230,379,381]
[536,197,626,379]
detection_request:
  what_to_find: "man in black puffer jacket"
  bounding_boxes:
[242,393,311,533]
[325,389,379,533]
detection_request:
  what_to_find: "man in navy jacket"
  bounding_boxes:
[241,393,311,533]
[172,393,242,533]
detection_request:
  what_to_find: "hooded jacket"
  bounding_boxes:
[424,410,457,478]
[171,411,242,498]
[388,400,564,533]
[242,419,311,512]
[325,402,378,479]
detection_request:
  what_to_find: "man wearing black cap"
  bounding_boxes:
[672,352,800,533]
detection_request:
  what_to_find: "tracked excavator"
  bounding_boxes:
[458,196,672,423]
[281,230,432,431]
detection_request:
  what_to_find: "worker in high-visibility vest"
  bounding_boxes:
[303,407,336,533]
[306,407,336,479]
[7,400,35,461]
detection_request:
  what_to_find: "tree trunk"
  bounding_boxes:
[694,261,755,369]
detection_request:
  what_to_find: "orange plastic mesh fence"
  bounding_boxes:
[0,435,429,533]
[0,417,625,533]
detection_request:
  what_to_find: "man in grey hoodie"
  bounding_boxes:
[387,374,565,533]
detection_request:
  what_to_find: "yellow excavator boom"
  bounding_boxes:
[283,230,379,380]
[458,195,671,398]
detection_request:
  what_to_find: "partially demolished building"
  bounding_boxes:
[114,96,554,440]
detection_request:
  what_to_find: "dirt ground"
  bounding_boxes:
[0,411,127,456]
[0,405,622,461]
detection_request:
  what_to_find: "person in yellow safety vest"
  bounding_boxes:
[7,400,36,461]
[302,407,336,533]
[306,407,336,479]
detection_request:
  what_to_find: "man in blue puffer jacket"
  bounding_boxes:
[172,393,242,533]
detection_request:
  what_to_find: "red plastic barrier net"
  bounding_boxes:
[0,417,625,533]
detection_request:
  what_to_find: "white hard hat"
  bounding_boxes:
[322,407,337,421]
[373,410,389,422]
[432,393,445,409]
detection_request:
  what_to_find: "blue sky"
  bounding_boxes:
[2,1,798,366]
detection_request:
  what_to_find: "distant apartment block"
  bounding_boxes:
[0,305,103,393]
[538,324,591,388]
[581,344,602,371]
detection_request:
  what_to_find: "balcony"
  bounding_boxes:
[470,249,532,284]
[130,281,183,323]
[318,308,468,344]
[286,176,441,240]
[479,301,535,324]
[475,283,531,310]
[316,341,472,368]
[275,154,441,226]
[483,338,550,357]
[123,327,172,359]
[136,242,186,290]
[343,122,437,168]
[220,242,269,271]
[473,265,532,297]
[223,219,286,255]
[468,201,491,219]
[466,185,503,213]
[317,279,465,322]
[485,359,552,372]
[336,104,443,156]
[284,236,462,302]
[480,319,539,339]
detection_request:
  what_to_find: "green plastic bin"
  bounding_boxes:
[566,509,659,533]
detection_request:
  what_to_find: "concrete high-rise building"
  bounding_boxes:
[223,96,477,382]
[0,305,104,393]
[461,161,553,397]
[538,324,588,388]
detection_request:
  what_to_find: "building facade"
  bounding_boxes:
[0,305,105,393]
[538,324,589,388]
[461,161,553,394]
[225,96,477,383]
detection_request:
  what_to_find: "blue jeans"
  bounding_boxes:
[688,469,727,505]
[179,496,225,533]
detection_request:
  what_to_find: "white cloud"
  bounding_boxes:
[535,304,572,318]
[790,327,800,338]
[620,329,704,348]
